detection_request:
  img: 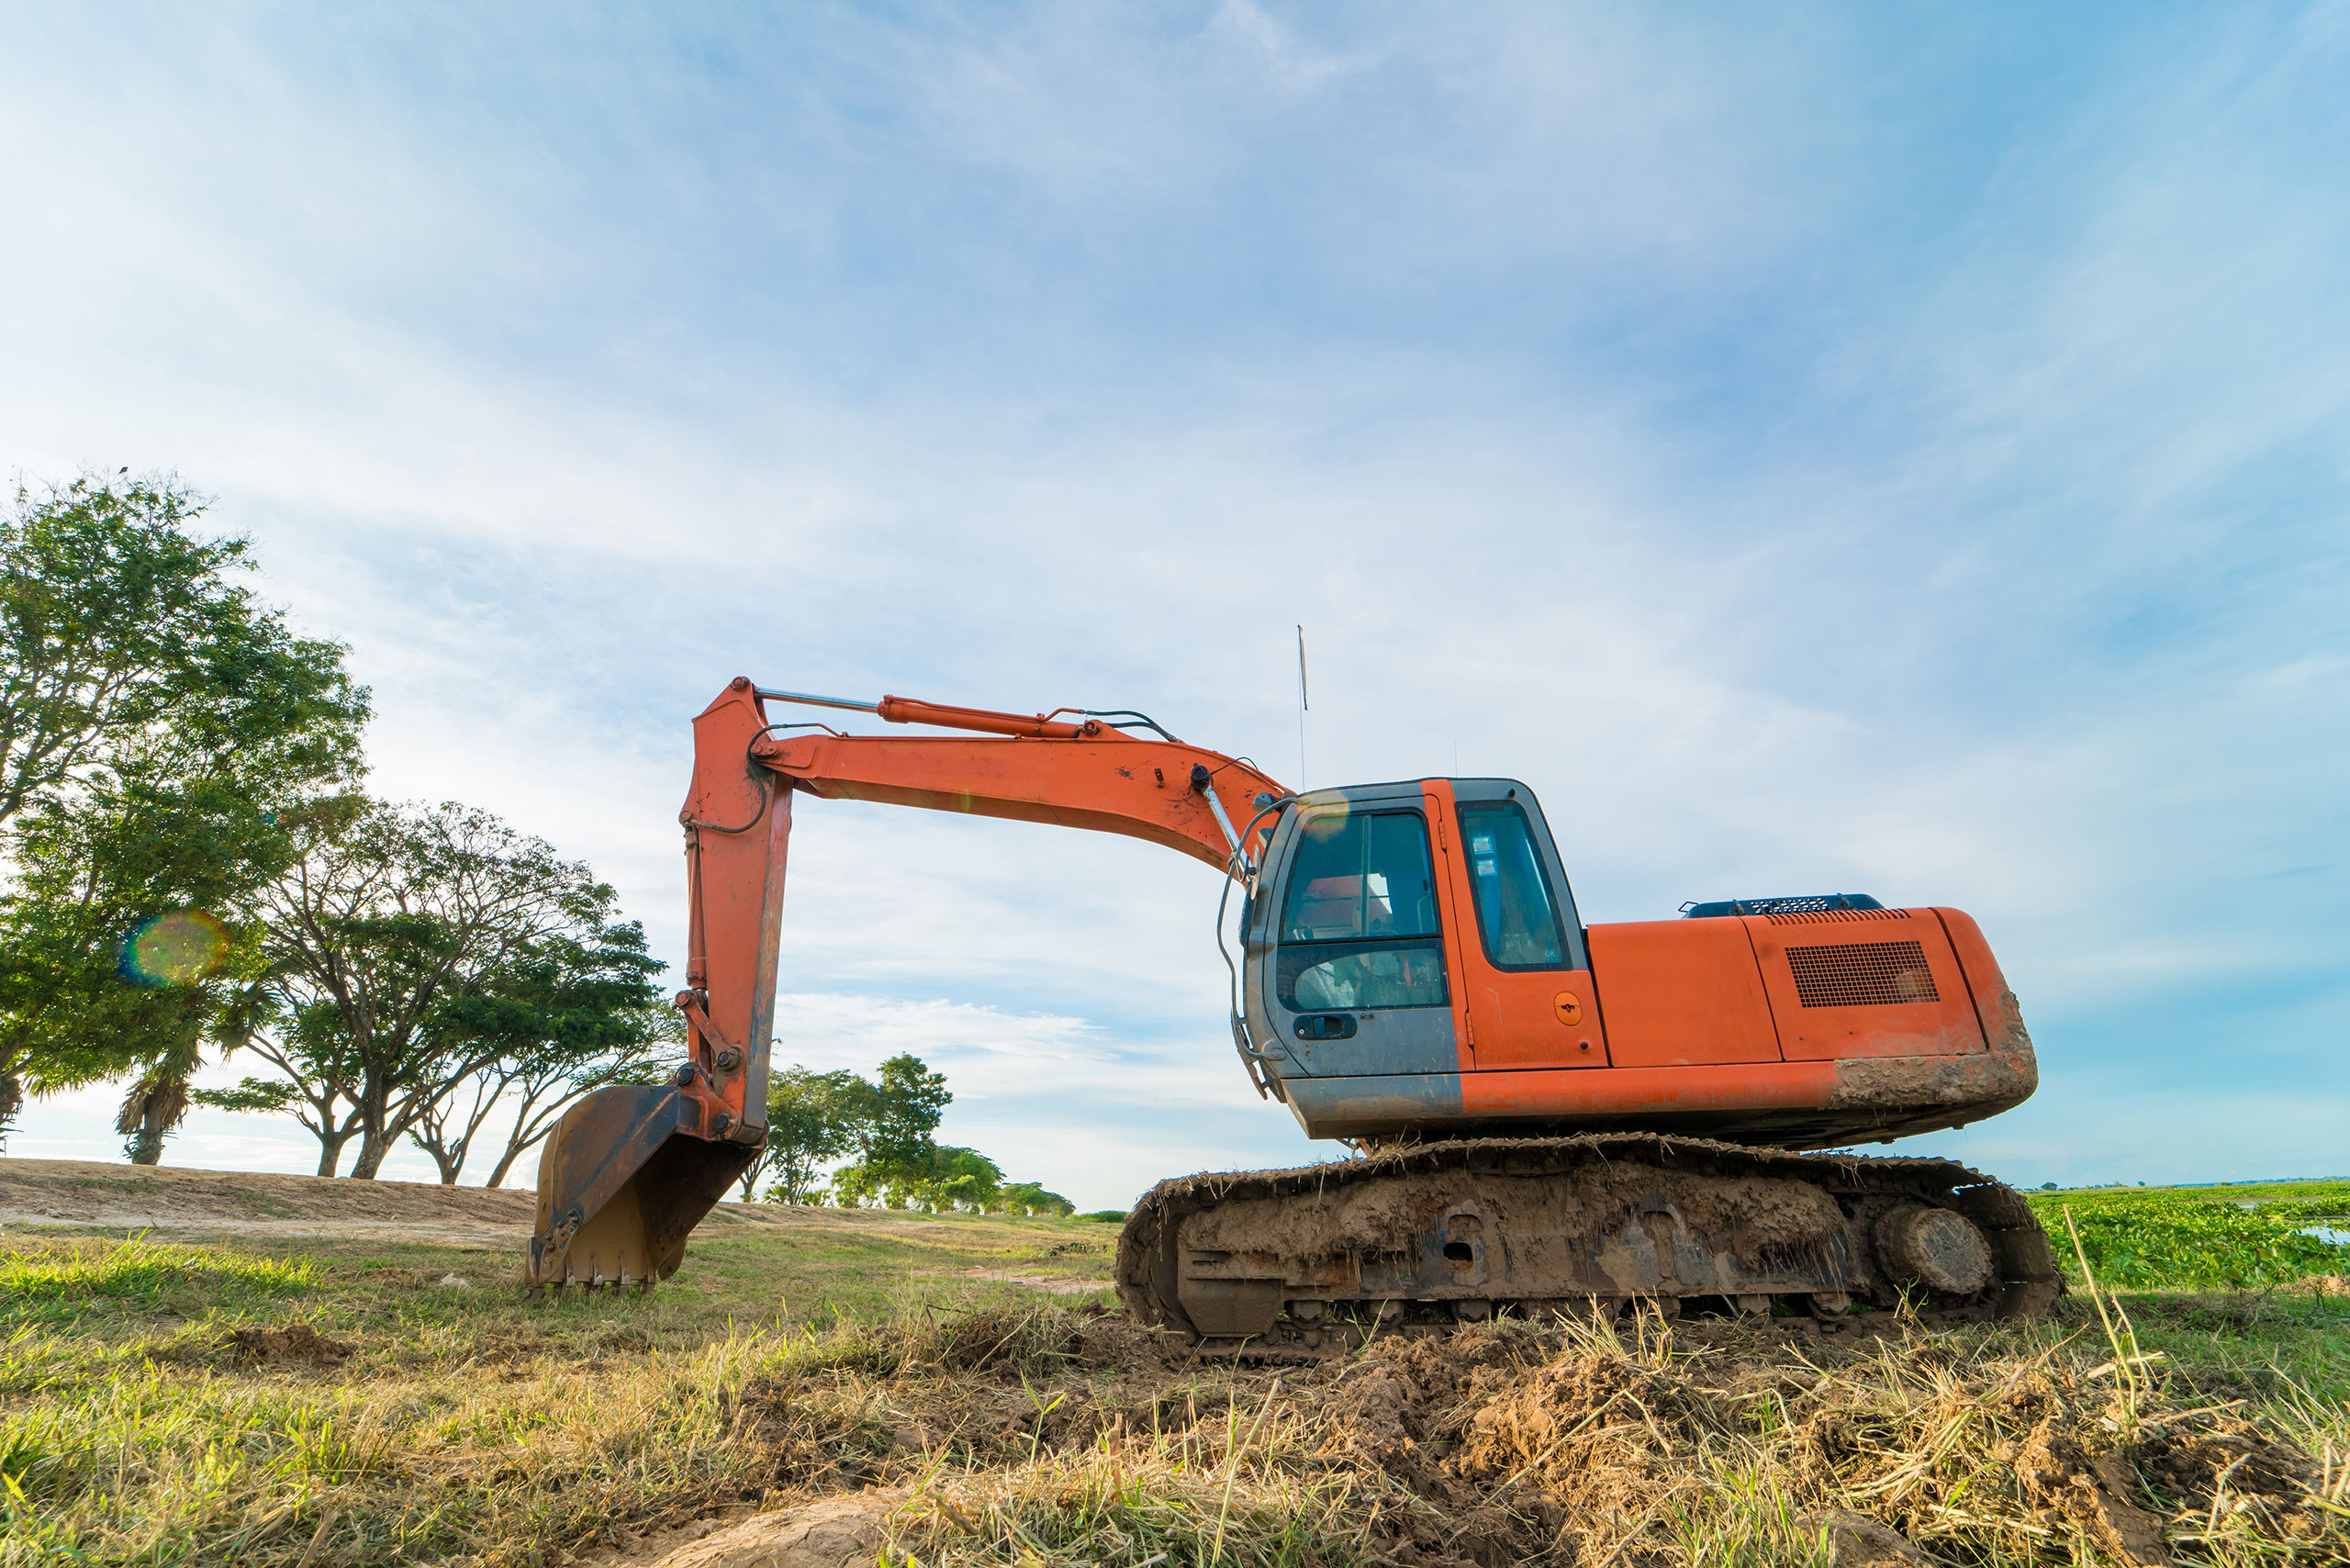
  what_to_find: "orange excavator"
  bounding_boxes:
[530,678,2058,1348]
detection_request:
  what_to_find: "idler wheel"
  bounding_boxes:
[1874,1204,1994,1294]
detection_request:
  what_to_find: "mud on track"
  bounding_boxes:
[1118,1136,2061,1351]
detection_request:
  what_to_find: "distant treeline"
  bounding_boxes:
[750,1058,1072,1215]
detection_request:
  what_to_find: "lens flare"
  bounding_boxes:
[118,910,229,988]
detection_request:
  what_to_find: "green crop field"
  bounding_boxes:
[2027,1179,2350,1292]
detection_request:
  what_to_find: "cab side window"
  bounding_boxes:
[1458,801,1568,969]
[1275,810,1449,1011]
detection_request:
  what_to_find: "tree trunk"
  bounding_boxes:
[117,1070,192,1167]
[348,1084,397,1179]
[0,1071,20,1152]
[316,1132,352,1178]
[424,1140,464,1185]
[485,1125,554,1190]
[348,1135,388,1179]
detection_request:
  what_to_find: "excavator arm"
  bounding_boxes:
[528,677,1288,1288]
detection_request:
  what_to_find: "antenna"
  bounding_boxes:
[1295,624,1309,786]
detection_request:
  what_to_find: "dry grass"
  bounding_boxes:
[3,1219,2346,1566]
[876,1299,2348,1568]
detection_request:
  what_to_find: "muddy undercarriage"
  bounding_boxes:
[1115,1135,2060,1356]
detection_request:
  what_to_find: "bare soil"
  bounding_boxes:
[227,1322,353,1368]
[0,1157,1036,1251]
[0,1157,542,1248]
[0,1158,1118,1310]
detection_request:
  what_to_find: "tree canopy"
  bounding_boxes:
[202,798,652,1178]
[407,920,674,1186]
[0,475,368,1148]
[754,1065,875,1204]
[755,1052,1072,1215]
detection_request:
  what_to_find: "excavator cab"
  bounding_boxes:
[1239,778,1607,1139]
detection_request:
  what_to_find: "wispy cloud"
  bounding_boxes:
[2,3,2343,1204]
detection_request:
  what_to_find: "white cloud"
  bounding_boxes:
[2,3,2344,1208]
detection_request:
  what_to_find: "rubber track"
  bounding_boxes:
[1114,1134,2061,1342]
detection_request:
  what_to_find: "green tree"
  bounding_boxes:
[406,923,671,1186]
[0,474,368,1152]
[822,1054,952,1207]
[754,1064,876,1204]
[476,1001,675,1192]
[862,1053,950,1179]
[828,1161,883,1209]
[999,1182,1076,1217]
[766,1055,984,1210]
[201,799,621,1178]
[925,1145,1004,1212]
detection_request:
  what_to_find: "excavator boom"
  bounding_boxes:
[528,678,1285,1287]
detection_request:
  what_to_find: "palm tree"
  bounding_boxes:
[115,1056,194,1165]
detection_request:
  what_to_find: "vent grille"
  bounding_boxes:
[1767,908,1911,925]
[1683,893,1882,918]
[1785,940,1940,1008]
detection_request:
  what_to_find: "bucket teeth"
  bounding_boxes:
[527,1084,759,1292]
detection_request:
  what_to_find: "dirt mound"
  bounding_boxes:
[1169,1315,2347,1565]
[0,1158,1098,1259]
[228,1323,352,1368]
[0,1157,538,1247]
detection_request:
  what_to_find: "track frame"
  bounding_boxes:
[1116,1136,2060,1357]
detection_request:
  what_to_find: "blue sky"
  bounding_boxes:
[3,3,2344,1207]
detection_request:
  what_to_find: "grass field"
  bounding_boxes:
[1,1182,2344,1567]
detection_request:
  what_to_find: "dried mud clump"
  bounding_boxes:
[650,1491,902,1568]
[1797,1508,1934,1566]
[225,1322,351,1368]
[1307,1326,1541,1563]
[1174,1164,1843,1271]
[2121,1414,2340,1559]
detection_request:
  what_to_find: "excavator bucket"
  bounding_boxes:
[527,1083,759,1288]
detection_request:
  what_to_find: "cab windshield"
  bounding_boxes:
[1274,809,1449,1011]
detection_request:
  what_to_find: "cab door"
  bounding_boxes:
[1430,779,1609,1070]
[1256,790,1461,1079]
